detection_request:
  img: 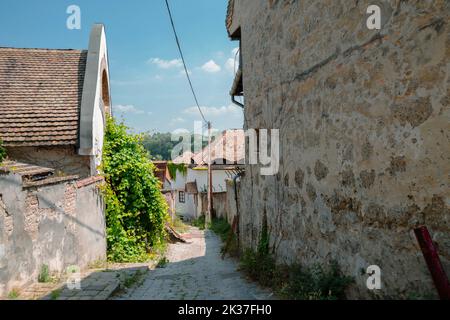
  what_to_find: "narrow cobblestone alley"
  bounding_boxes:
[112,227,274,300]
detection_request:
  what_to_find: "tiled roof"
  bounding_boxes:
[0,47,87,147]
[226,0,235,36]
[172,151,195,165]
[153,161,172,185]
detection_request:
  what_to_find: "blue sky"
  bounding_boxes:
[0,0,243,134]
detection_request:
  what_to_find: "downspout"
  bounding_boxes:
[233,172,243,248]
[231,95,244,109]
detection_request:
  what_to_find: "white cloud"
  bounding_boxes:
[225,48,240,74]
[113,105,145,114]
[178,69,192,77]
[201,60,221,73]
[225,58,236,73]
[183,105,241,118]
[170,117,186,126]
[148,58,183,69]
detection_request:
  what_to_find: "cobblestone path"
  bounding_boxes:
[113,227,274,300]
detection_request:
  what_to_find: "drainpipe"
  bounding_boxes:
[414,226,450,300]
[231,95,244,109]
[232,172,242,247]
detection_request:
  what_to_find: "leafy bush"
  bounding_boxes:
[278,261,354,300]
[209,218,230,240]
[210,218,239,257]
[38,264,51,283]
[191,215,206,230]
[101,116,169,262]
[0,139,6,163]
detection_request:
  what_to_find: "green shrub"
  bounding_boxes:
[101,116,169,263]
[191,215,206,230]
[156,257,169,268]
[7,288,20,300]
[210,218,239,257]
[239,224,353,300]
[209,218,230,241]
[0,139,6,163]
[50,289,61,300]
[278,261,354,300]
[38,264,51,283]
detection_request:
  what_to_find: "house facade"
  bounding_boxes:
[227,0,450,298]
[0,24,110,297]
[172,130,244,220]
[0,24,111,178]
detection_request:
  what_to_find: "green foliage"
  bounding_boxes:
[240,248,277,288]
[123,270,146,288]
[278,261,354,300]
[210,218,239,258]
[239,225,353,300]
[50,289,61,300]
[101,116,169,263]
[191,215,206,230]
[209,218,230,240]
[38,264,51,283]
[171,215,189,234]
[7,288,20,300]
[142,132,208,161]
[156,257,169,268]
[0,139,6,164]
[167,162,187,181]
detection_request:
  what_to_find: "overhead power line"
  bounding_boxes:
[164,0,208,125]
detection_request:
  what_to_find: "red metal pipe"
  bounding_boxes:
[414,226,450,300]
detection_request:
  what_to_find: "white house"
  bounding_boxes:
[171,129,244,220]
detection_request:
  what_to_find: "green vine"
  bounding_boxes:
[100,116,169,262]
[167,162,187,181]
[0,139,6,164]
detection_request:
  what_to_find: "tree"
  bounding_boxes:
[142,132,208,161]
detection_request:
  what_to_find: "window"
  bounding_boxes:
[179,191,185,203]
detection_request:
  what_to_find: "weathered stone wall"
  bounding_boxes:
[6,146,91,178]
[225,179,239,226]
[200,192,229,222]
[231,0,450,298]
[0,173,106,297]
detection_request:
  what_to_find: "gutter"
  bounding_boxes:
[231,95,244,109]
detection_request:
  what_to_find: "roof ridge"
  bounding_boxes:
[0,47,87,52]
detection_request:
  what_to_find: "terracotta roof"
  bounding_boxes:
[172,151,195,165]
[192,129,245,165]
[0,47,87,147]
[226,0,235,36]
[153,161,172,185]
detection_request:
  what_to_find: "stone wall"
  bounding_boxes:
[199,192,230,223]
[6,146,92,179]
[225,179,239,226]
[230,0,450,298]
[0,172,106,297]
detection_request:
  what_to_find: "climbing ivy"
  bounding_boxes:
[100,116,169,262]
[0,139,6,164]
[167,162,187,181]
